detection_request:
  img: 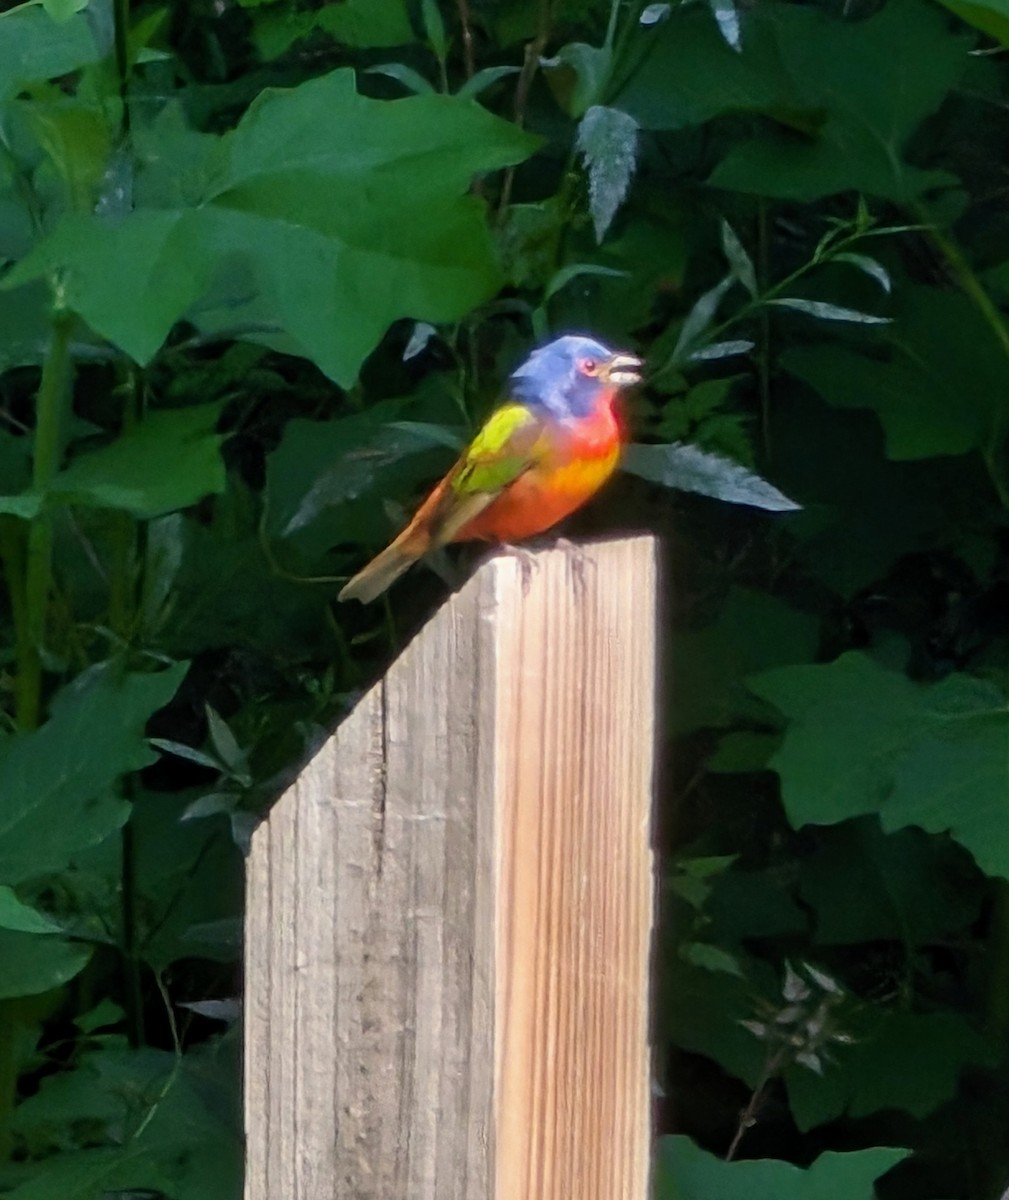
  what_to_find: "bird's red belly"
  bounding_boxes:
[452,449,620,543]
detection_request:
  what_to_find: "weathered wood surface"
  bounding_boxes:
[245,534,657,1200]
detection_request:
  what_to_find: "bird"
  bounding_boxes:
[337,334,642,603]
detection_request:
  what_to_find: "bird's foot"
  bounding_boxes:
[495,543,539,596]
[554,537,594,599]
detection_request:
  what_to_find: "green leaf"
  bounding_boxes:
[7,71,538,386]
[680,942,743,976]
[576,105,639,243]
[785,1010,994,1129]
[766,298,890,324]
[936,0,1009,44]
[41,0,90,24]
[544,262,628,301]
[456,65,521,101]
[782,286,1009,460]
[544,42,612,118]
[799,818,982,946]
[422,0,448,61]
[0,887,62,935]
[364,62,437,94]
[0,661,188,885]
[0,929,91,1000]
[2,211,211,365]
[253,0,411,58]
[669,587,819,733]
[720,221,756,296]
[655,1137,909,1200]
[0,4,101,101]
[750,652,1009,878]
[709,0,969,201]
[832,252,891,294]
[622,443,801,511]
[49,403,226,518]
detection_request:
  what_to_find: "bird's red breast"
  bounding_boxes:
[453,387,622,543]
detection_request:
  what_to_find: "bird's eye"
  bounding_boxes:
[580,358,599,376]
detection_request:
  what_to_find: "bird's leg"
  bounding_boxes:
[494,542,539,595]
[554,536,594,599]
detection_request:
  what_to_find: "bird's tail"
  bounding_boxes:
[338,536,421,604]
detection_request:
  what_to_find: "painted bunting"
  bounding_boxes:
[338,334,642,603]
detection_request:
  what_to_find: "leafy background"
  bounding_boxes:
[0,0,1008,1197]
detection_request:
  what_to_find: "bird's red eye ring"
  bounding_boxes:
[580,358,599,376]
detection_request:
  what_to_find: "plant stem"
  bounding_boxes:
[18,312,73,731]
[726,1049,786,1161]
[121,809,145,1048]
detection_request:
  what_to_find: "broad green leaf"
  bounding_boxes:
[51,403,226,518]
[0,887,62,935]
[6,71,538,386]
[265,398,456,557]
[750,652,1009,878]
[799,818,982,946]
[766,298,890,324]
[0,661,187,885]
[42,0,90,23]
[785,1010,994,1129]
[2,210,210,365]
[782,286,1009,460]
[937,0,1009,44]
[619,0,968,200]
[252,0,411,58]
[655,1137,909,1200]
[0,5,101,101]
[576,105,639,243]
[689,339,753,361]
[669,587,819,733]
[622,442,801,511]
[709,0,969,201]
[0,929,91,999]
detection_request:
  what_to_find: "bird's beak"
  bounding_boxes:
[601,352,643,387]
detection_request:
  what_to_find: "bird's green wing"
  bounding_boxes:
[430,403,545,545]
[451,403,544,495]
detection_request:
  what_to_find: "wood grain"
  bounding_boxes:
[244,535,656,1200]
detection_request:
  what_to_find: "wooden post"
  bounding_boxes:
[244,535,657,1200]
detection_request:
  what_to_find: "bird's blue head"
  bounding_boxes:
[509,335,642,421]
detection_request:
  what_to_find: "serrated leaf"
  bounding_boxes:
[0,662,188,885]
[622,442,801,512]
[655,1137,909,1200]
[720,221,756,295]
[767,298,890,324]
[576,105,639,242]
